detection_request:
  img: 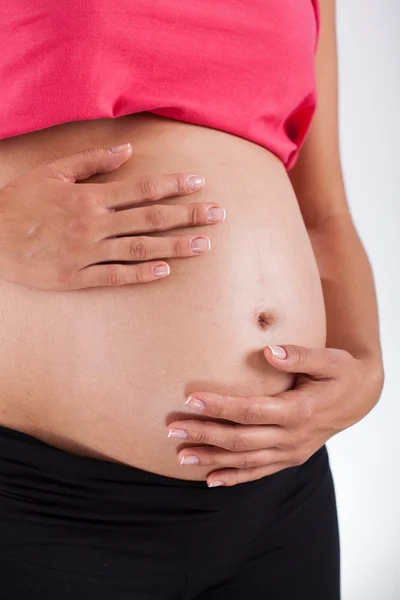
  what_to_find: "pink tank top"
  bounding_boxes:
[0,1,320,169]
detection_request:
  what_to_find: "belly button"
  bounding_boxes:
[255,311,275,331]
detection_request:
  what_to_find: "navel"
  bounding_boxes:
[255,310,275,331]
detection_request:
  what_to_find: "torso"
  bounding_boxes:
[0,112,326,480]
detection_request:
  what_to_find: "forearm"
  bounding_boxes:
[308,213,383,371]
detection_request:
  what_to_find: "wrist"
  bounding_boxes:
[355,353,385,421]
[359,350,384,380]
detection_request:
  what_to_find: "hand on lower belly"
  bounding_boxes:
[166,343,382,487]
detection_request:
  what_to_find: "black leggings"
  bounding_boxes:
[0,424,340,599]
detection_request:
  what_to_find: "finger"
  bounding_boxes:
[184,392,288,426]
[167,420,284,451]
[67,261,170,290]
[177,446,283,470]
[98,202,226,239]
[98,173,206,209]
[264,344,347,377]
[94,234,211,263]
[206,463,288,487]
[41,144,133,183]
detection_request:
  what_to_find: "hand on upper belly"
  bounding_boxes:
[0,143,226,290]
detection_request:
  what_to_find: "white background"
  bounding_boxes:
[327,1,400,598]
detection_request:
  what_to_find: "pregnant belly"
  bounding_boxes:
[0,113,326,480]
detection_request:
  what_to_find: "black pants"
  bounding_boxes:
[0,424,340,599]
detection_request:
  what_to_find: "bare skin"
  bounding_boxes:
[0,113,326,480]
[163,0,384,488]
[0,142,226,289]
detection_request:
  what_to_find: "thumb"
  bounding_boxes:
[264,344,341,377]
[43,143,133,183]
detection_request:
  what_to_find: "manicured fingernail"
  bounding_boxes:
[110,143,131,153]
[167,428,188,439]
[180,454,200,465]
[189,175,205,191]
[153,264,170,278]
[207,207,226,222]
[185,396,206,411]
[191,237,210,253]
[208,481,225,488]
[267,345,287,359]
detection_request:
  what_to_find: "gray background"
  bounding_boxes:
[326,1,400,598]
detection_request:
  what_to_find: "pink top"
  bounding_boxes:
[0,0,320,169]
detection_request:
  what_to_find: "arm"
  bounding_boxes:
[289,0,384,413]
[165,0,385,487]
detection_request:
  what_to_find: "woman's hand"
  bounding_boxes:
[0,143,225,290]
[167,344,384,487]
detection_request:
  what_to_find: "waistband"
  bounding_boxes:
[0,424,330,575]
[0,423,261,499]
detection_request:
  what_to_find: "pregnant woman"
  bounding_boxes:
[0,0,384,598]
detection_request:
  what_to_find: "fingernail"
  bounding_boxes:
[208,481,225,488]
[185,396,206,411]
[191,237,211,253]
[189,175,205,191]
[110,143,131,153]
[153,264,170,278]
[167,428,188,439]
[207,207,226,222]
[267,345,287,359]
[180,454,200,465]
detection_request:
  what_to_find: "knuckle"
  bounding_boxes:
[288,394,313,428]
[325,351,341,371]
[67,188,85,206]
[67,217,95,236]
[241,453,257,469]
[274,394,292,428]
[139,177,159,200]
[68,188,95,210]
[81,148,98,162]
[146,206,166,230]
[187,206,200,226]
[239,402,262,425]
[174,176,190,195]
[57,165,75,182]
[287,431,305,452]
[209,401,226,419]
[104,265,120,286]
[191,428,208,444]
[172,238,185,257]
[205,454,216,466]
[129,238,148,260]
[133,266,148,284]
[228,433,251,452]
[82,148,96,158]
[296,395,314,424]
[300,401,313,424]
[293,345,308,364]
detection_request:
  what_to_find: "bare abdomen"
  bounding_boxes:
[0,113,326,480]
